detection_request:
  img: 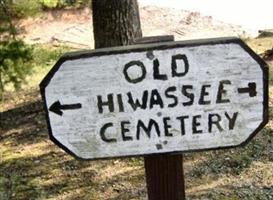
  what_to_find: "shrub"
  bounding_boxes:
[11,0,42,18]
[0,0,33,94]
[40,0,91,10]
[0,40,33,92]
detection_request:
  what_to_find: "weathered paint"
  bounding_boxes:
[40,37,268,160]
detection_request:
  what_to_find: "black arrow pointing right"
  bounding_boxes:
[237,82,257,97]
[49,101,82,116]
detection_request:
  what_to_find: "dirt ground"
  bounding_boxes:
[17,6,253,49]
[1,5,273,200]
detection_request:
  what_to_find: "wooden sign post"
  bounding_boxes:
[40,37,268,198]
[135,35,185,200]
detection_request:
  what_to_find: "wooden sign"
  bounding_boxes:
[40,37,268,160]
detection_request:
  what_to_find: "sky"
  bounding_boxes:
[139,0,273,31]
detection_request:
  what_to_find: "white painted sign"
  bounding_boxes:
[40,37,268,160]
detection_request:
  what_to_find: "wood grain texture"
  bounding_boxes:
[145,154,185,200]
[41,38,267,159]
[92,0,142,48]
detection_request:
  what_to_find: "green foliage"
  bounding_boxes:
[40,0,58,9]
[32,45,71,66]
[0,0,92,19]
[0,0,33,94]
[0,40,33,92]
[40,0,91,10]
[0,1,15,36]
[0,0,41,18]
[11,0,42,18]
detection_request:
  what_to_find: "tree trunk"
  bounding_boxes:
[92,0,142,48]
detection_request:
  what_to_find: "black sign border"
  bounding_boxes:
[40,37,269,160]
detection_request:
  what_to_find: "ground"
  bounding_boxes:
[1,5,273,200]
[17,6,252,49]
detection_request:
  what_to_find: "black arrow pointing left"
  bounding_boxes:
[49,101,82,116]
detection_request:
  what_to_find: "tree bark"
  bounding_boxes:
[92,0,142,48]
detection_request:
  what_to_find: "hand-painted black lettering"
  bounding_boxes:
[163,117,173,137]
[100,123,117,143]
[150,89,164,109]
[127,90,148,111]
[177,116,189,135]
[182,85,194,106]
[192,115,203,134]
[216,80,231,104]
[121,121,133,141]
[97,94,114,114]
[208,113,223,132]
[171,54,189,77]
[153,58,168,80]
[136,119,160,140]
[165,86,178,108]
[123,60,146,84]
[117,94,124,112]
[199,84,211,105]
[225,112,238,130]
